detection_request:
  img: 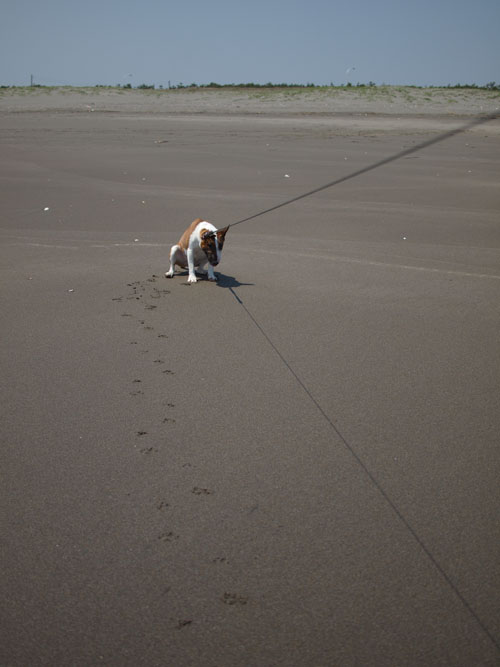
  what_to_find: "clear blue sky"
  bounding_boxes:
[1,0,499,88]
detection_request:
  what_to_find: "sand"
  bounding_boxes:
[1,88,500,666]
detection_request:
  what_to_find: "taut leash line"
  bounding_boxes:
[227,112,499,229]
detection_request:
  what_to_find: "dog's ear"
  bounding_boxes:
[201,230,216,240]
[216,226,229,241]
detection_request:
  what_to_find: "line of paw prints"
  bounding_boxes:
[115,278,208,525]
[115,280,248,622]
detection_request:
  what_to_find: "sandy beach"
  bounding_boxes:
[1,87,500,665]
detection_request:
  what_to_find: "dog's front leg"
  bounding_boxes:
[206,265,217,282]
[187,248,197,283]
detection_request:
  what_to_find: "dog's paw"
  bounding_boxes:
[165,270,174,279]
[208,275,218,282]
[187,274,197,284]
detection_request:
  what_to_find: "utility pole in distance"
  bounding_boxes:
[30,74,34,86]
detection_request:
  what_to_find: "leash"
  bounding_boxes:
[226,111,499,229]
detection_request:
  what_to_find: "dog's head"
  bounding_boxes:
[200,226,229,267]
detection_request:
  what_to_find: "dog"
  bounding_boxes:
[165,218,229,283]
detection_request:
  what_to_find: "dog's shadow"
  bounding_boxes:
[175,270,253,290]
[215,273,253,289]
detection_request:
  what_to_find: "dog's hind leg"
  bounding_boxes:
[195,259,216,281]
[195,259,208,277]
[165,245,185,278]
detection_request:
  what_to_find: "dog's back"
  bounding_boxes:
[178,217,204,251]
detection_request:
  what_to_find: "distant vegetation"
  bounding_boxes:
[1,82,499,91]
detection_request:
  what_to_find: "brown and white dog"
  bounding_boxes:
[165,218,229,283]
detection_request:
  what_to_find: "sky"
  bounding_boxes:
[1,0,499,88]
